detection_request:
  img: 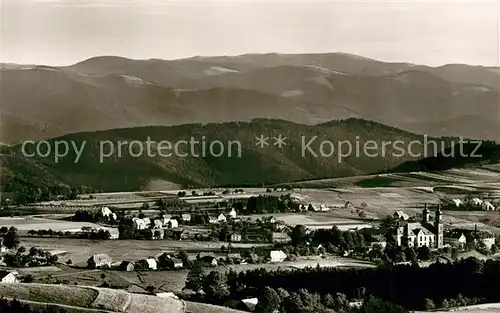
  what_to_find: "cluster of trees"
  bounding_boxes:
[0,173,90,205]
[246,194,301,214]
[185,262,407,313]
[2,227,20,249]
[3,246,58,267]
[0,298,68,313]
[72,210,117,224]
[222,257,500,310]
[255,287,408,313]
[27,228,111,240]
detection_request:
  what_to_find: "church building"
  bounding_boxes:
[394,205,444,249]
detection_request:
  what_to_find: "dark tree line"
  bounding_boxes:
[223,257,497,310]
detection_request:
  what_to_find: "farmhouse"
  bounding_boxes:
[167,219,179,228]
[0,270,19,283]
[87,254,112,269]
[229,208,237,219]
[238,298,258,311]
[146,258,158,270]
[463,228,495,249]
[230,232,242,242]
[270,250,287,263]
[151,229,164,240]
[444,230,467,247]
[200,255,218,267]
[181,214,191,222]
[168,257,183,269]
[272,232,291,243]
[119,261,135,272]
[162,215,172,225]
[218,214,227,223]
[394,206,443,249]
[483,201,496,211]
[393,211,410,221]
[153,219,163,229]
[132,218,148,230]
[101,207,113,217]
[368,235,387,249]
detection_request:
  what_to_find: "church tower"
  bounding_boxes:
[422,203,430,223]
[435,205,444,248]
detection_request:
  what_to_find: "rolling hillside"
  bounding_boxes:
[2,52,498,144]
[0,119,456,197]
[0,283,244,313]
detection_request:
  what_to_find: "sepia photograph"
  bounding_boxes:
[0,0,499,312]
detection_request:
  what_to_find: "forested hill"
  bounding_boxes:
[389,140,500,173]
[0,118,464,202]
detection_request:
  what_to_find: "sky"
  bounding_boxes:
[2,0,499,67]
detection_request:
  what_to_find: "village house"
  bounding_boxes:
[444,230,467,247]
[229,208,237,219]
[87,254,112,269]
[218,214,227,223]
[0,240,7,253]
[119,261,135,272]
[200,255,218,267]
[394,206,443,249]
[153,219,163,229]
[151,229,164,240]
[168,257,183,269]
[162,215,172,225]
[132,217,149,230]
[367,235,387,249]
[393,211,410,221]
[460,227,496,249]
[168,219,179,229]
[270,250,287,263]
[145,258,158,270]
[230,232,242,242]
[227,253,243,263]
[272,232,291,243]
[237,298,259,312]
[181,214,191,223]
[0,270,19,283]
[101,207,113,217]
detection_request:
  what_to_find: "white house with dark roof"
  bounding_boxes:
[229,208,237,219]
[393,211,410,221]
[181,214,191,222]
[0,270,18,283]
[218,214,227,223]
[270,250,287,263]
[146,258,157,270]
[87,254,112,268]
[168,219,179,228]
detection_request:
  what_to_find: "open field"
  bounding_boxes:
[25,255,375,293]
[0,216,118,234]
[18,237,271,266]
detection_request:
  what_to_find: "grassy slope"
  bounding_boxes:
[0,283,243,313]
[1,118,455,192]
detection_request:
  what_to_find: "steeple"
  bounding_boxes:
[435,204,442,224]
[422,203,430,223]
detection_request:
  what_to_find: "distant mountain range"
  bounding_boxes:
[1,52,499,144]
